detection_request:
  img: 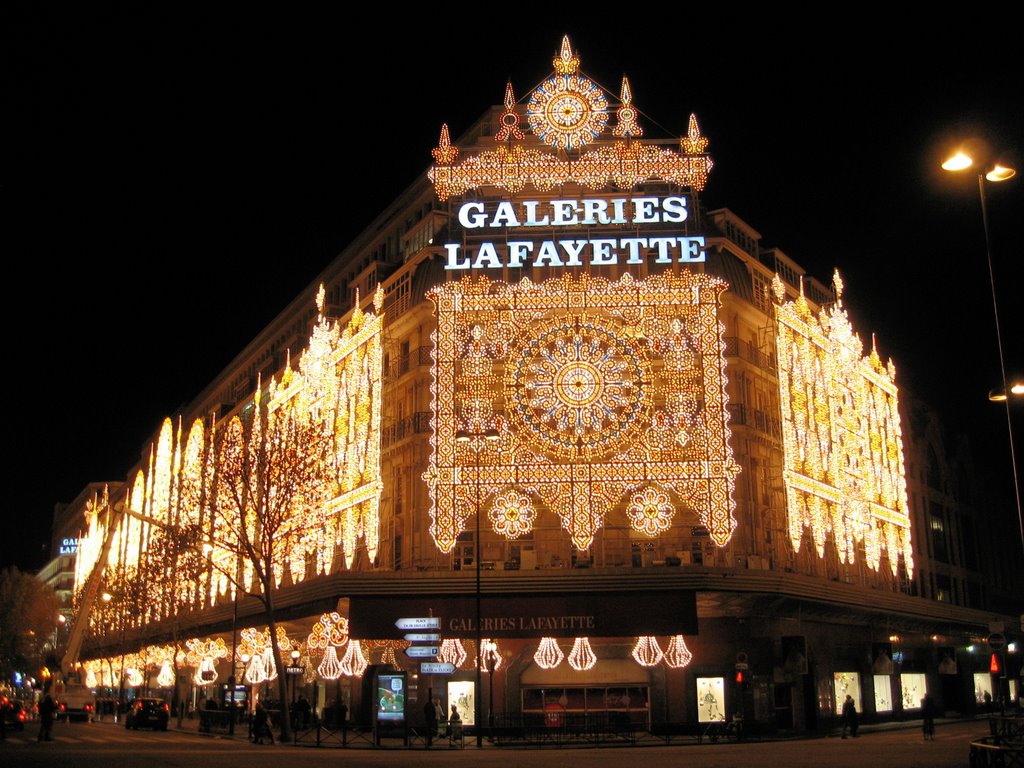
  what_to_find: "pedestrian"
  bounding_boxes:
[252,702,273,744]
[294,695,311,730]
[38,693,56,742]
[921,693,936,740]
[449,703,462,744]
[841,694,858,738]
[424,695,437,747]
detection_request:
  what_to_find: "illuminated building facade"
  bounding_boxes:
[64,38,1020,735]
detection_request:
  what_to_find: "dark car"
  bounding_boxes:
[125,698,169,730]
[2,699,29,730]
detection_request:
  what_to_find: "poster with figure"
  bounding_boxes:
[696,677,725,722]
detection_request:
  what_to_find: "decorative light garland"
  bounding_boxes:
[157,662,175,688]
[632,636,664,667]
[612,76,642,138]
[318,645,343,680]
[426,272,739,552]
[534,638,564,670]
[340,640,368,677]
[774,272,913,576]
[439,638,468,668]
[72,288,386,619]
[567,637,597,671]
[664,635,693,669]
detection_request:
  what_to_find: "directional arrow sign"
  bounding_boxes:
[404,633,440,643]
[420,663,455,674]
[395,617,440,630]
[404,646,439,659]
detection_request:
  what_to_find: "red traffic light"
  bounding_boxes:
[735,670,745,683]
[990,653,1001,674]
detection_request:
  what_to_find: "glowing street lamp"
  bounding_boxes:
[455,426,500,748]
[942,148,1022,557]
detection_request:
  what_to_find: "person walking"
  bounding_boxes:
[921,693,936,740]
[424,695,438,747]
[841,694,859,738]
[38,693,56,742]
[252,702,273,744]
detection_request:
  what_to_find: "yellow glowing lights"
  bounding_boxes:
[318,645,343,680]
[430,140,713,201]
[774,272,913,576]
[480,639,502,672]
[306,612,350,655]
[613,77,643,139]
[426,272,739,552]
[664,635,693,669]
[495,82,524,142]
[489,490,537,539]
[567,637,597,671]
[440,638,468,668]
[340,640,368,677]
[632,636,664,667]
[157,662,175,688]
[74,289,385,624]
[941,152,973,171]
[428,39,712,200]
[534,638,564,670]
[627,487,675,537]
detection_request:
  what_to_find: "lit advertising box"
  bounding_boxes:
[376,672,406,722]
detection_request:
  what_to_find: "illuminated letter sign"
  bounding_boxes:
[443,195,704,271]
[60,537,79,555]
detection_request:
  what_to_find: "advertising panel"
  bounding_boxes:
[376,673,406,722]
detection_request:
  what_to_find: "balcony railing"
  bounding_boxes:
[723,336,776,371]
[382,412,432,448]
[728,403,782,440]
[385,346,432,382]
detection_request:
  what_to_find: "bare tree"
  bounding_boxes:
[0,567,60,683]
[208,395,333,741]
[138,522,206,723]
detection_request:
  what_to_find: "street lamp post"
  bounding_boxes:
[941,151,1022,557]
[455,426,500,748]
[485,640,496,735]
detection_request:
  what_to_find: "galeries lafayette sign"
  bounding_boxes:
[444,195,706,270]
[349,591,697,639]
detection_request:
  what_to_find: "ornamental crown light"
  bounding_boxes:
[428,36,713,200]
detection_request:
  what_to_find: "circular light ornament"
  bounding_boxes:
[489,490,537,539]
[507,314,650,462]
[528,75,608,151]
[627,486,675,536]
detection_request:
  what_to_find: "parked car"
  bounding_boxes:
[2,698,29,730]
[125,698,170,730]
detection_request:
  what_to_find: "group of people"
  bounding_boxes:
[841,693,938,741]
[423,695,462,747]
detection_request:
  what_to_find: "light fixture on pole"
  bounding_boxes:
[455,425,500,748]
[941,149,1022,557]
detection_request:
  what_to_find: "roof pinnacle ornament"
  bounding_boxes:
[613,76,643,138]
[680,113,709,154]
[495,81,524,142]
[432,124,459,165]
[552,35,579,74]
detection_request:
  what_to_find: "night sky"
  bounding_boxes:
[7,10,1022,573]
